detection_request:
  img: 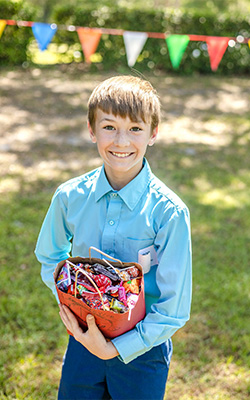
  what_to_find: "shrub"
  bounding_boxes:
[0,2,250,74]
[0,0,37,66]
[51,5,250,75]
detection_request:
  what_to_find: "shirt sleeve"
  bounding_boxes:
[34,187,73,301]
[112,206,192,364]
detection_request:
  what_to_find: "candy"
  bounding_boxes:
[83,294,110,310]
[92,274,112,292]
[118,283,127,306]
[123,279,140,294]
[85,297,103,310]
[115,266,140,280]
[83,263,94,273]
[91,263,120,283]
[57,260,142,314]
[127,293,139,309]
[67,283,76,296]
[77,284,95,295]
[77,280,97,293]
[56,263,71,291]
[110,299,127,313]
[107,285,119,297]
[126,266,140,278]
[115,269,130,281]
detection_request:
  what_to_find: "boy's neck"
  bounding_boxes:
[104,163,144,191]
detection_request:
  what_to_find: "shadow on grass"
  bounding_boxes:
[0,68,249,399]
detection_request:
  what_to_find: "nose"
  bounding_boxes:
[114,129,130,147]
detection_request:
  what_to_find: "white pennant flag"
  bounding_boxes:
[123,31,148,67]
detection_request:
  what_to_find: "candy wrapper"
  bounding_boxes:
[54,247,145,339]
[56,263,71,291]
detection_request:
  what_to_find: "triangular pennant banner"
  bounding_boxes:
[166,35,190,69]
[206,36,229,71]
[77,28,102,63]
[0,20,6,39]
[123,31,148,67]
[32,22,57,51]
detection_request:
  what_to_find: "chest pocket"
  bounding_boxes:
[122,237,155,264]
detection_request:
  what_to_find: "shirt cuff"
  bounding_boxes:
[112,328,149,364]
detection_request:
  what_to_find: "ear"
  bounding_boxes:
[148,126,158,146]
[88,121,97,143]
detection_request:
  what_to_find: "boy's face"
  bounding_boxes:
[88,108,158,189]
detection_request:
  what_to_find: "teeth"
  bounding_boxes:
[112,152,131,158]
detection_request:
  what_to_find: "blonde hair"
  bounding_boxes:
[87,75,160,132]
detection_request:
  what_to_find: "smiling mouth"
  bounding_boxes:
[110,152,132,158]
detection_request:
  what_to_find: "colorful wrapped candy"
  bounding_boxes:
[91,263,120,283]
[126,266,140,279]
[115,269,130,281]
[115,266,140,281]
[55,250,145,339]
[57,260,142,313]
[118,283,127,306]
[127,293,139,309]
[56,263,71,291]
[110,298,127,313]
[123,279,140,295]
[92,274,112,292]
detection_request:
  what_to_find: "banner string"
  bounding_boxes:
[3,19,250,43]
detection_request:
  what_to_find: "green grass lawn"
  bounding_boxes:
[0,68,249,399]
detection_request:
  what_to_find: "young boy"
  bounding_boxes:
[35,75,192,400]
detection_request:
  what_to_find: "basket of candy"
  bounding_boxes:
[54,247,145,339]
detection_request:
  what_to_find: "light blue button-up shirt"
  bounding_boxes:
[35,159,192,364]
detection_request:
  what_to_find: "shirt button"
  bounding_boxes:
[112,193,117,197]
[109,220,115,226]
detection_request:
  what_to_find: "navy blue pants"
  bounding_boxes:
[58,336,172,400]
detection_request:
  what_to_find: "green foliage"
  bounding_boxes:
[0,1,250,73]
[52,5,250,75]
[0,0,38,65]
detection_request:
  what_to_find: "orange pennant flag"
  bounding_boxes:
[248,39,250,50]
[77,28,102,63]
[206,36,229,71]
[0,20,7,39]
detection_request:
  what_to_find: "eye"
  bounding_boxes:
[103,125,115,131]
[130,126,142,132]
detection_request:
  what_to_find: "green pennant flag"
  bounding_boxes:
[166,34,190,69]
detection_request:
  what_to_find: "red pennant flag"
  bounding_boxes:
[206,36,229,71]
[77,28,102,63]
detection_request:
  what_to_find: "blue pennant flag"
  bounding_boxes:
[32,22,57,51]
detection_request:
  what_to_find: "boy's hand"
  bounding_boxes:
[59,304,119,360]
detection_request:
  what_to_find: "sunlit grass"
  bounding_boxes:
[0,70,249,399]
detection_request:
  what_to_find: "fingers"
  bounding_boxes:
[59,304,70,330]
[86,314,104,337]
[86,314,99,333]
[59,304,80,334]
[86,314,95,326]
[59,306,100,345]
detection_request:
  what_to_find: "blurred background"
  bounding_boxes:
[0,1,249,399]
[0,0,250,73]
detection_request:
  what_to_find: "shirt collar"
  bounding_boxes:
[94,159,152,211]
[94,166,113,201]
